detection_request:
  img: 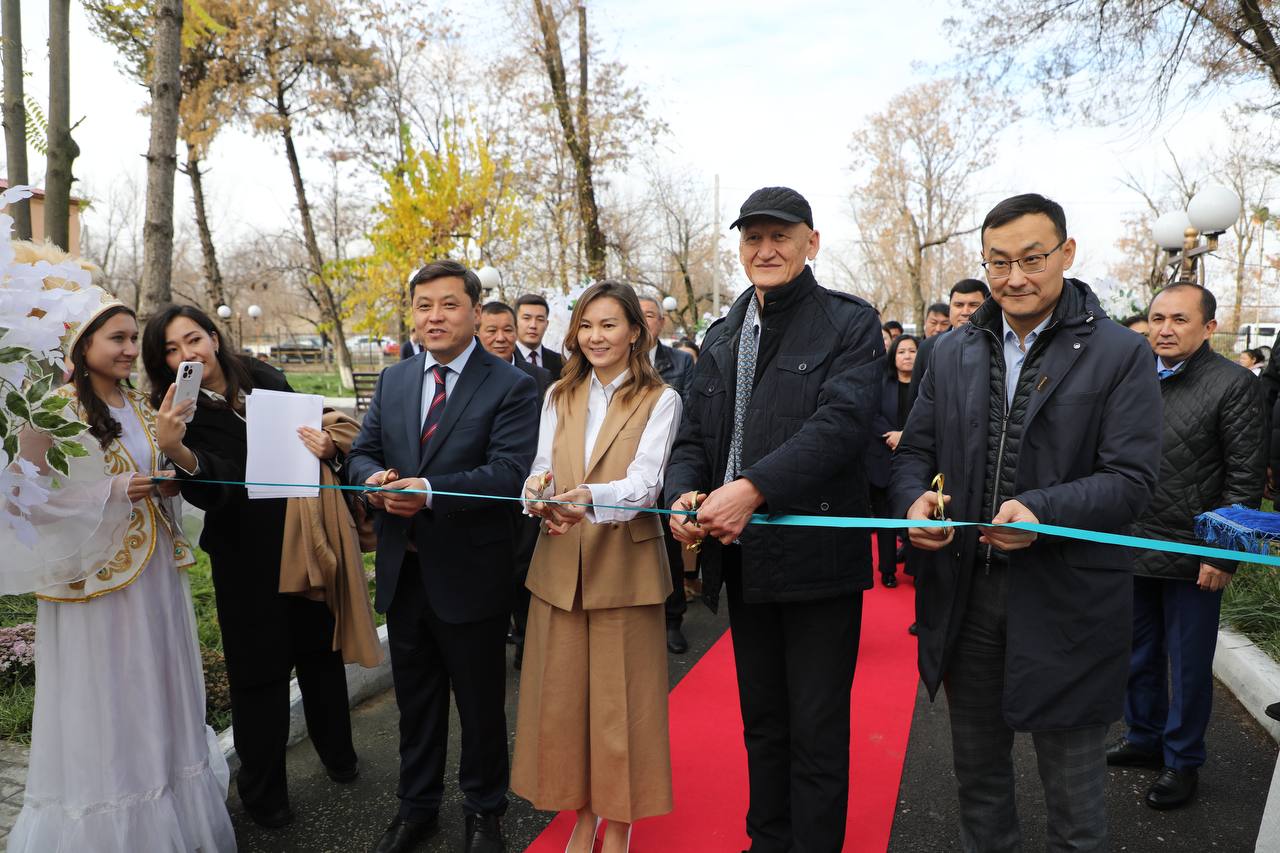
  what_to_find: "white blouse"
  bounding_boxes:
[527,369,682,523]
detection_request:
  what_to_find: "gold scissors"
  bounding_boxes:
[931,473,947,521]
[685,492,704,553]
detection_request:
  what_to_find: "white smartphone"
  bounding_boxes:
[173,361,204,423]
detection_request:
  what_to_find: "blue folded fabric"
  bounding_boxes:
[1194,505,1280,557]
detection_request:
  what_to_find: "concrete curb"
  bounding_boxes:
[1214,627,1280,852]
[217,624,392,778]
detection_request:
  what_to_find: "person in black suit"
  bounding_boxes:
[143,305,357,830]
[866,334,918,587]
[638,295,696,654]
[513,292,564,379]
[477,300,551,671]
[666,187,883,853]
[347,261,540,853]
[399,330,423,360]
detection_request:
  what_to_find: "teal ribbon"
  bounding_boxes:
[162,477,1280,569]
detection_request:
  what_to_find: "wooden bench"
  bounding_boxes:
[352,372,380,413]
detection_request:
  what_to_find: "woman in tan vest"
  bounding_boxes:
[513,281,682,853]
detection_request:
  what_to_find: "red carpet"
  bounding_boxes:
[525,537,920,852]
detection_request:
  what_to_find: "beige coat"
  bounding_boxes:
[280,410,382,667]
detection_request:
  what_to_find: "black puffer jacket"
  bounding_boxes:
[1132,342,1265,579]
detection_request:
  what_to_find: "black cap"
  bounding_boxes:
[729,186,814,230]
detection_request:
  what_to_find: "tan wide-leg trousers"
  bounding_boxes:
[511,594,673,823]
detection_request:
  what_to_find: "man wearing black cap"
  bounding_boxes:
[666,187,884,853]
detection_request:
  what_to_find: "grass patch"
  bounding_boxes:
[1222,561,1280,660]
[0,681,35,744]
[283,371,345,397]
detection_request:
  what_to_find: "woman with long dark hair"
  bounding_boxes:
[866,333,918,586]
[142,304,357,829]
[9,272,235,851]
[512,281,680,853]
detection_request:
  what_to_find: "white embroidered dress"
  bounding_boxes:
[7,397,236,852]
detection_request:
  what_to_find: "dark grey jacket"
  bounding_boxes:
[654,342,695,398]
[664,267,884,610]
[891,279,1162,731]
[1132,342,1265,579]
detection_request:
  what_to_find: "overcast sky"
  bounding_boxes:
[8,1,1256,307]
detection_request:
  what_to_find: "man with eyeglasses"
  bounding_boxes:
[892,193,1161,852]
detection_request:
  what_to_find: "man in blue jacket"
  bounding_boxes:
[892,194,1162,852]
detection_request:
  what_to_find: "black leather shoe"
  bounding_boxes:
[907,622,918,636]
[1105,738,1162,768]
[666,623,689,654]
[326,759,360,784]
[1146,767,1198,810]
[1267,701,1280,722]
[246,805,295,829]
[465,813,506,853]
[372,814,440,853]
[882,574,898,588]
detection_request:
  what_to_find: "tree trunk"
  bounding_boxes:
[184,143,229,317]
[532,0,606,281]
[138,0,183,318]
[276,99,354,390]
[2,0,31,239]
[44,0,77,251]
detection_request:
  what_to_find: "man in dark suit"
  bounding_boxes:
[399,330,423,360]
[906,278,989,407]
[666,187,883,853]
[477,299,551,671]
[347,260,539,853]
[479,301,552,400]
[638,294,696,653]
[513,292,564,379]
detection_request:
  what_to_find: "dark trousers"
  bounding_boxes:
[723,547,861,853]
[512,514,539,643]
[868,484,898,578]
[388,554,509,821]
[944,561,1108,853]
[663,515,687,627]
[1124,574,1223,770]
[228,596,356,815]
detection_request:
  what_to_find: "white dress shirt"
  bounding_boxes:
[409,337,477,509]
[527,369,682,523]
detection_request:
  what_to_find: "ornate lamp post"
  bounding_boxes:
[476,265,502,301]
[1151,186,1242,286]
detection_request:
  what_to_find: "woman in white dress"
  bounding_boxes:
[6,280,236,852]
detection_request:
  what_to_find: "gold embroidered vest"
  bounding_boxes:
[36,387,196,603]
[526,379,673,611]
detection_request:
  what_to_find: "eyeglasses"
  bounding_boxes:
[981,240,1065,280]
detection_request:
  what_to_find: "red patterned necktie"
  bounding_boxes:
[420,365,448,445]
[529,350,539,367]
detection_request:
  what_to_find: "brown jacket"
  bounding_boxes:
[280,410,383,667]
[526,380,672,611]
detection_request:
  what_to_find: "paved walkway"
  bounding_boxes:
[0,741,27,846]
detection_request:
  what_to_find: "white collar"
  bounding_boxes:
[590,367,630,402]
[516,341,541,360]
[423,337,478,374]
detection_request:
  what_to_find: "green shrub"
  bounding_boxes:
[1222,562,1280,661]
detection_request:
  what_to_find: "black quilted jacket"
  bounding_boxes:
[1131,341,1266,578]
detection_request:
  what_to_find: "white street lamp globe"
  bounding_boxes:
[476,265,501,292]
[662,296,678,311]
[1187,185,1242,235]
[247,304,262,319]
[216,304,232,319]
[1152,210,1193,251]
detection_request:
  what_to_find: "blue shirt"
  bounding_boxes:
[1001,313,1053,407]
[1155,356,1187,380]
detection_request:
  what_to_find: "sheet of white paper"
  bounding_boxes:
[244,389,322,499]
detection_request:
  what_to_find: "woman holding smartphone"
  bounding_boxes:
[142,304,357,829]
[512,281,681,853]
[9,275,235,851]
